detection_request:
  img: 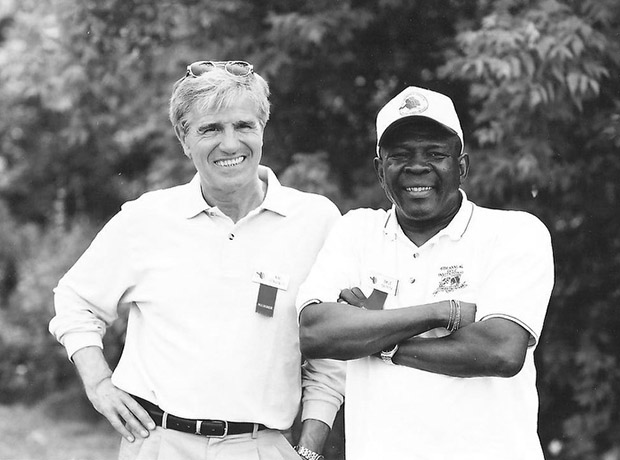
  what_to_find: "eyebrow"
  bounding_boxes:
[234,120,258,128]
[197,122,221,131]
[196,120,258,131]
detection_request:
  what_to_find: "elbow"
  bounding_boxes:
[491,351,526,378]
[299,323,329,359]
[299,325,326,359]
[299,304,352,360]
[299,305,332,359]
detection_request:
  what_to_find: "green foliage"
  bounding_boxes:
[0,217,91,401]
[1,0,619,458]
[440,0,619,200]
[0,215,127,402]
[0,0,185,223]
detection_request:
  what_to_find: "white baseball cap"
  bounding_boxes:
[376,86,464,156]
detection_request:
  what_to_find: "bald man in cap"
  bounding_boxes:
[296,86,554,459]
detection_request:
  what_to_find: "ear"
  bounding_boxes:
[458,153,470,183]
[174,124,191,159]
[373,156,385,188]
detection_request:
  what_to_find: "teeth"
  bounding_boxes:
[406,186,432,192]
[215,156,245,167]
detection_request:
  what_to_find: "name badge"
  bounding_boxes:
[365,273,399,310]
[369,272,399,296]
[252,271,290,291]
[252,271,290,317]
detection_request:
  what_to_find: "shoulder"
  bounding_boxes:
[471,204,552,244]
[331,207,389,237]
[278,185,341,219]
[342,207,389,224]
[119,183,187,217]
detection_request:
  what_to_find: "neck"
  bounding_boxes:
[201,178,266,223]
[398,196,462,247]
[399,218,451,247]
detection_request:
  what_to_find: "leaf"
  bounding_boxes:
[566,72,580,95]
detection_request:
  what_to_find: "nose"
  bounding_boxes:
[219,127,241,153]
[403,155,431,174]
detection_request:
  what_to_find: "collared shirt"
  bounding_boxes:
[296,191,554,460]
[50,166,344,429]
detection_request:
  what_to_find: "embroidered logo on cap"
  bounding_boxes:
[399,92,429,115]
[433,264,467,295]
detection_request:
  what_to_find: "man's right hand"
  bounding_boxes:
[84,376,155,442]
[72,346,155,442]
[456,301,477,329]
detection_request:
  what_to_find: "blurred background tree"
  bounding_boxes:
[0,0,618,458]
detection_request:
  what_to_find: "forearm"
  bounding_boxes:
[296,418,331,454]
[72,346,113,390]
[72,345,155,441]
[299,301,447,360]
[393,318,530,378]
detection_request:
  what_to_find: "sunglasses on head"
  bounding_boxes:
[185,60,254,78]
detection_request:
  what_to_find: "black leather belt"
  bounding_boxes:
[133,395,268,437]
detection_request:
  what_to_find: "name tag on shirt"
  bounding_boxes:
[366,272,399,310]
[369,272,399,296]
[252,271,290,317]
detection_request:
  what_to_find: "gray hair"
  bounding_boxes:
[169,67,270,135]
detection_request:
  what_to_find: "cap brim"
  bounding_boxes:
[378,115,461,149]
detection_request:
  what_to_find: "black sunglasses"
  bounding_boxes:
[185,60,254,78]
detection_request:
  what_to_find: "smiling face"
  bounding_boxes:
[375,119,469,238]
[176,94,265,199]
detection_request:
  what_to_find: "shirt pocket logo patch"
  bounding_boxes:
[433,264,467,296]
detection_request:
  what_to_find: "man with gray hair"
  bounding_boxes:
[50,60,343,460]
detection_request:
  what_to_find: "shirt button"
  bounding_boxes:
[413,253,420,258]
[228,233,235,240]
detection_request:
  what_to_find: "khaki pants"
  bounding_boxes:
[118,427,300,460]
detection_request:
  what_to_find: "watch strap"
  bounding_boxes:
[380,343,399,365]
[295,445,324,460]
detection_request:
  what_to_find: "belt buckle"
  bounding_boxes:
[199,419,228,437]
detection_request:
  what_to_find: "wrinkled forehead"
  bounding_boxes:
[184,92,262,127]
[194,89,256,113]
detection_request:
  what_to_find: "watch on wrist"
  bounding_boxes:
[294,445,324,460]
[380,343,399,365]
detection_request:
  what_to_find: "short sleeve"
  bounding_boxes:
[296,210,369,320]
[476,213,554,347]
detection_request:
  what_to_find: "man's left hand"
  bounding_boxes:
[338,287,385,310]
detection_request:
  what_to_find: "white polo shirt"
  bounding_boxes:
[50,166,344,430]
[296,192,554,460]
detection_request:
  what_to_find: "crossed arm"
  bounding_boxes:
[299,289,530,378]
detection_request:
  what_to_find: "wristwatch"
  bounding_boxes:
[380,344,399,365]
[294,445,324,460]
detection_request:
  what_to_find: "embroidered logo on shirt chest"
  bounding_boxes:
[433,264,467,295]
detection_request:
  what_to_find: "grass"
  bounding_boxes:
[0,400,119,460]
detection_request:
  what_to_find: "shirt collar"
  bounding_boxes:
[383,189,474,243]
[258,165,291,217]
[180,165,291,219]
[181,174,211,219]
